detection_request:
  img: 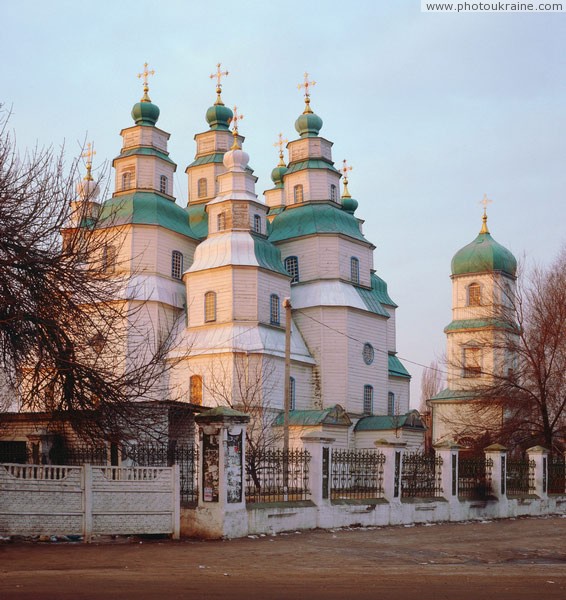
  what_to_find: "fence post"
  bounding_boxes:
[82,464,93,543]
[526,445,549,499]
[172,463,181,540]
[300,433,335,507]
[484,444,508,514]
[192,407,250,539]
[434,441,460,503]
[374,440,406,503]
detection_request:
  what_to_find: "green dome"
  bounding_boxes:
[271,165,287,187]
[451,226,517,277]
[341,197,358,214]
[131,100,160,126]
[206,104,233,130]
[295,112,323,138]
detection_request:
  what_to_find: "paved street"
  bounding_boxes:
[1,515,565,599]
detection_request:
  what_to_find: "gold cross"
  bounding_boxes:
[273,133,288,166]
[479,193,493,233]
[340,159,353,199]
[137,62,155,102]
[81,142,96,181]
[298,72,316,114]
[229,106,244,149]
[210,63,229,105]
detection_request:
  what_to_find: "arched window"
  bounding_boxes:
[204,291,217,322]
[284,256,299,283]
[330,184,337,202]
[102,245,116,274]
[350,257,360,284]
[197,178,207,198]
[464,347,481,377]
[122,172,132,191]
[160,175,168,194]
[253,214,261,233]
[289,376,296,411]
[363,385,374,415]
[217,211,226,232]
[388,392,396,415]
[293,184,303,204]
[270,294,280,326]
[171,250,183,280]
[190,375,203,405]
[468,283,481,306]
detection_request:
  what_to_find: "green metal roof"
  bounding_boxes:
[444,318,519,333]
[187,153,225,168]
[273,405,351,427]
[354,410,425,432]
[268,202,369,244]
[186,203,208,239]
[285,159,339,175]
[355,283,390,318]
[452,231,517,277]
[113,147,176,166]
[371,273,397,307]
[388,354,411,379]
[251,234,288,275]
[430,388,478,402]
[99,192,197,238]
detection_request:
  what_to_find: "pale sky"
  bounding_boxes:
[3,0,565,404]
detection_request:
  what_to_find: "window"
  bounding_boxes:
[270,294,280,326]
[205,291,217,322]
[160,175,168,194]
[388,392,396,415]
[362,343,374,365]
[171,250,183,280]
[122,171,132,190]
[350,257,360,284]
[468,283,481,306]
[330,184,337,202]
[190,375,203,405]
[253,214,261,233]
[293,184,303,204]
[464,347,481,377]
[102,245,116,274]
[198,178,207,198]
[284,256,299,283]
[289,376,296,411]
[363,385,374,415]
[217,211,226,232]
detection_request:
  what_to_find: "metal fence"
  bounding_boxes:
[63,445,109,466]
[401,452,443,498]
[458,455,493,499]
[548,455,565,495]
[330,449,385,500]
[245,448,310,504]
[506,458,535,496]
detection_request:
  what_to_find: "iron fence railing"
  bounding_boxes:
[458,455,494,499]
[245,448,310,503]
[63,445,108,466]
[330,449,386,500]
[506,458,535,496]
[401,452,443,498]
[548,455,565,495]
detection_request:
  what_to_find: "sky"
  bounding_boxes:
[2,0,565,405]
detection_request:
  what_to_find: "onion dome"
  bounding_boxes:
[341,197,358,214]
[339,160,356,213]
[271,164,287,187]
[131,100,160,126]
[76,178,100,202]
[451,213,517,277]
[206,103,233,130]
[295,111,323,138]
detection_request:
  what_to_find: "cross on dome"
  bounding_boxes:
[340,159,353,198]
[210,63,229,106]
[273,133,288,167]
[229,106,244,149]
[479,193,493,234]
[81,142,96,181]
[298,72,316,114]
[137,62,155,102]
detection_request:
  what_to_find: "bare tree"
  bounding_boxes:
[420,360,442,413]
[0,110,183,443]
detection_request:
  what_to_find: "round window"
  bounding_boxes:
[362,343,374,365]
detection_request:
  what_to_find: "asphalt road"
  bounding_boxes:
[1,515,565,599]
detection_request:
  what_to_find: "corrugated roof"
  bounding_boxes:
[388,354,411,379]
[99,192,197,238]
[268,202,369,244]
[186,153,224,168]
[354,410,424,432]
[285,158,340,175]
[113,147,176,166]
[251,234,288,275]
